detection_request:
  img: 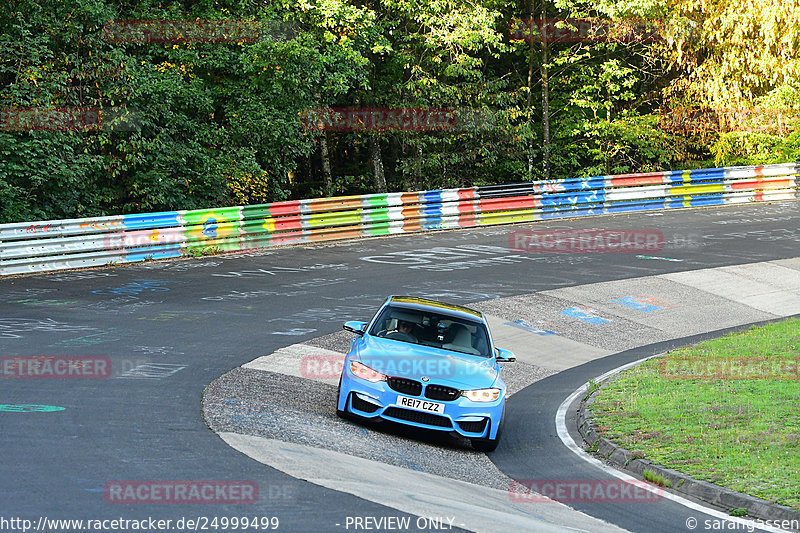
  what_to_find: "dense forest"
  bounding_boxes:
[1,0,798,223]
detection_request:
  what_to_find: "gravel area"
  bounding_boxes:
[472,293,668,352]
[303,329,355,353]
[203,366,519,490]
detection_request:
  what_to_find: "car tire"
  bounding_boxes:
[471,407,504,452]
[336,375,347,419]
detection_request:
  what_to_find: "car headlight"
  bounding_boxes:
[350,361,387,383]
[461,388,501,402]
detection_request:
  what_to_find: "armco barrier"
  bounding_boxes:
[1,163,798,276]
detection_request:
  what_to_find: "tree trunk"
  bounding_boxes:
[319,133,333,197]
[369,134,387,193]
[413,144,423,191]
[540,0,551,180]
[604,48,611,175]
[526,0,536,180]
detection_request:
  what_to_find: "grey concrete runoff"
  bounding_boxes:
[220,433,628,533]
[204,256,800,532]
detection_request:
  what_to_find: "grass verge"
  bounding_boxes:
[591,318,800,510]
[643,469,673,488]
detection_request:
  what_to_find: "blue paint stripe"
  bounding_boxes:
[662,168,729,185]
[539,191,605,208]
[688,194,725,206]
[421,216,443,230]
[422,191,443,204]
[540,207,606,219]
[539,198,605,211]
[123,245,182,262]
[504,320,556,336]
[663,170,688,185]
[122,212,181,230]
[689,168,725,181]
[611,296,662,312]
[560,307,611,324]
[421,204,444,216]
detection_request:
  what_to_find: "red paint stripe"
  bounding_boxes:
[731,179,757,190]
[457,190,478,226]
[479,196,539,211]
[458,214,478,227]
[269,231,305,246]
[457,193,477,215]
[273,216,303,231]
[457,188,476,201]
[267,200,301,216]
[732,178,793,190]
[609,174,665,187]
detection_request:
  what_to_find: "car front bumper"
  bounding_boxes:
[338,373,505,440]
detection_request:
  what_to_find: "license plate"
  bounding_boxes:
[396,395,444,414]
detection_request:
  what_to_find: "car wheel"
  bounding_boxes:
[471,407,504,452]
[336,375,347,419]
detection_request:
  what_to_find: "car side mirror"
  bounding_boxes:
[496,347,516,362]
[343,321,367,335]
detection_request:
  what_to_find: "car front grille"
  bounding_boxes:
[350,394,380,413]
[457,418,488,433]
[387,377,422,396]
[424,384,461,401]
[382,407,452,428]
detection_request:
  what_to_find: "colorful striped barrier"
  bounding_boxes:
[1,162,797,276]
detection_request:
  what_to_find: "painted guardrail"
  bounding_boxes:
[1,162,798,276]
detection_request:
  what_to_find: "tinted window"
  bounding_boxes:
[369,305,490,357]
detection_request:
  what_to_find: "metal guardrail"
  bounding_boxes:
[1,162,798,276]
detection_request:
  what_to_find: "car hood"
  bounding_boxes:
[355,335,498,389]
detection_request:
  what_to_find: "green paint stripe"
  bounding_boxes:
[366,194,389,208]
[365,221,392,236]
[305,211,362,227]
[367,208,391,223]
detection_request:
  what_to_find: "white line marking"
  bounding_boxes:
[555,355,793,533]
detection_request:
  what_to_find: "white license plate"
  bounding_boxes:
[396,395,445,414]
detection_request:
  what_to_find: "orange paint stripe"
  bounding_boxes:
[306,196,364,212]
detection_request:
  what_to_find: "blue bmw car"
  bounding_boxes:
[336,296,515,451]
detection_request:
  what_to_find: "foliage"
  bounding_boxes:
[0,0,797,222]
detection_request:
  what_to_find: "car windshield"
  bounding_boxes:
[369,305,491,357]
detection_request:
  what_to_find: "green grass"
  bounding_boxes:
[591,318,800,510]
[185,245,222,258]
[643,469,673,488]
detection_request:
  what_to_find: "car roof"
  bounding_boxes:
[387,296,485,321]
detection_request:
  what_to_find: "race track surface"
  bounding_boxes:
[2,201,799,532]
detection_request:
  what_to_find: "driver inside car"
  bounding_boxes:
[394,319,418,341]
[384,316,419,343]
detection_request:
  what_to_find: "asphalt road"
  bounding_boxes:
[1,201,799,532]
